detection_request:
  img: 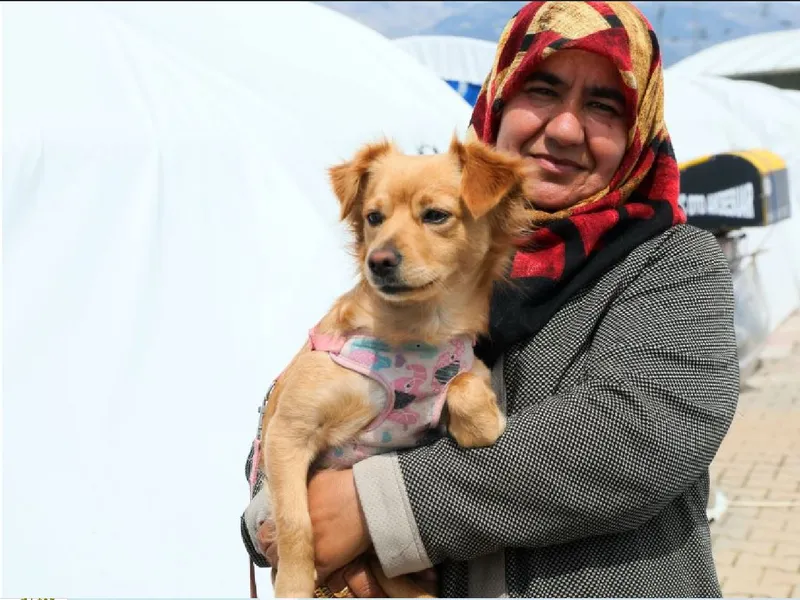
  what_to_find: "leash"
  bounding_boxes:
[250,558,258,598]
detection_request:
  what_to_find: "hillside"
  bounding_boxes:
[317,1,800,67]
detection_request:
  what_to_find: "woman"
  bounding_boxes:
[242,1,739,596]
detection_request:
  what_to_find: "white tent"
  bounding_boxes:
[663,71,800,334]
[668,28,800,81]
[2,1,471,597]
[394,35,497,106]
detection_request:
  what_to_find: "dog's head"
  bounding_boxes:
[328,135,529,305]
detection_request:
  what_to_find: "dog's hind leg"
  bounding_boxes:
[444,359,506,448]
[265,353,376,598]
[265,423,319,598]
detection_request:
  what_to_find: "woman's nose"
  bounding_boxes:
[544,108,585,147]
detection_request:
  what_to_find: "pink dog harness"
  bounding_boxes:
[308,327,475,470]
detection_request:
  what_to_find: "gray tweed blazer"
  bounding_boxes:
[241,223,739,597]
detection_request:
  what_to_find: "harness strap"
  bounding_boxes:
[248,380,277,598]
[308,326,347,353]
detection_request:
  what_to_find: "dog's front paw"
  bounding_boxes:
[450,403,506,448]
[445,373,506,448]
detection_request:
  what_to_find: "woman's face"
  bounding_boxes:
[495,50,629,212]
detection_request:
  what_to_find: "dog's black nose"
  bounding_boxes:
[368,247,402,278]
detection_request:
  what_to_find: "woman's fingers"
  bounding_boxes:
[323,557,386,598]
[343,558,387,598]
[256,520,279,567]
[409,567,438,596]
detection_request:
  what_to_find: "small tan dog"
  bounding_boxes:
[261,135,529,598]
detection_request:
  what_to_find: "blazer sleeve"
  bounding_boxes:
[353,228,740,576]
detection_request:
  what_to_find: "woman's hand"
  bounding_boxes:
[320,558,439,598]
[308,468,372,579]
[256,468,372,581]
[323,557,387,597]
[257,507,438,598]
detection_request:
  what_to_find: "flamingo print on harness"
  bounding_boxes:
[317,335,474,469]
[389,338,467,430]
[431,337,467,392]
[394,342,438,367]
[346,338,393,370]
[389,364,428,431]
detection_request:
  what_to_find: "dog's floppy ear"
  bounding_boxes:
[328,139,394,221]
[449,134,524,220]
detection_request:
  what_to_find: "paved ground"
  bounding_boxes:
[709,311,800,598]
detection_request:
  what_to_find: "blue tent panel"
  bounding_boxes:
[446,79,483,107]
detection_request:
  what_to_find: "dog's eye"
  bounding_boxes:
[422,209,451,225]
[366,211,384,226]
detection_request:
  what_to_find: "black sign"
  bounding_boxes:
[678,152,791,233]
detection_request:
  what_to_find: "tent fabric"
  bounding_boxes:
[664,71,800,333]
[668,28,800,78]
[2,2,471,597]
[394,35,497,106]
[445,80,484,107]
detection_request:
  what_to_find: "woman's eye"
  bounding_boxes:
[366,211,384,226]
[526,86,557,98]
[422,209,451,224]
[589,101,620,116]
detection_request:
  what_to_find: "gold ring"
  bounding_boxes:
[314,584,353,598]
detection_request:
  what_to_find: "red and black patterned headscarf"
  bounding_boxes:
[473,1,686,366]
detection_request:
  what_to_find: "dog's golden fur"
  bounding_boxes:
[261,135,530,598]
